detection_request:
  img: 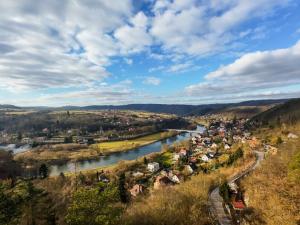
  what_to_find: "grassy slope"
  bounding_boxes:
[241,126,300,225]
[121,155,255,225]
[240,99,300,224]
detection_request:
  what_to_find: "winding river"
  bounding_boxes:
[50,125,205,176]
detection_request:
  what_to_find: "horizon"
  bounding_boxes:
[0,97,292,108]
[1,1,300,106]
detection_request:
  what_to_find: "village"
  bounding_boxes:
[0,110,192,147]
[88,117,258,208]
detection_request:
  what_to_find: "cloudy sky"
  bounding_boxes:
[0,0,300,106]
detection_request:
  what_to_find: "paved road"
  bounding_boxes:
[209,151,265,225]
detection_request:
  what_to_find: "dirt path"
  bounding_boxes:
[209,151,265,225]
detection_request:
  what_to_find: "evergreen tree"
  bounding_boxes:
[143,157,148,165]
[118,173,128,203]
[39,164,48,179]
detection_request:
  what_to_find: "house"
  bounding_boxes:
[154,176,174,189]
[42,128,49,133]
[224,144,231,150]
[201,154,210,162]
[211,143,218,149]
[173,153,180,161]
[232,200,246,211]
[169,174,180,183]
[288,133,298,139]
[189,157,197,164]
[228,182,238,194]
[179,148,187,157]
[147,162,160,172]
[21,137,33,144]
[35,136,46,143]
[184,165,193,174]
[207,152,215,158]
[130,184,144,197]
[132,172,144,177]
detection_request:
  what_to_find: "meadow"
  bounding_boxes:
[15,131,177,164]
[93,131,177,154]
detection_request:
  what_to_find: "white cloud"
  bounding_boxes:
[114,11,152,54]
[143,76,161,85]
[124,58,133,65]
[151,0,289,56]
[186,40,300,98]
[166,62,193,73]
[0,0,133,91]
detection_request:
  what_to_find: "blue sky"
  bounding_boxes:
[0,0,300,106]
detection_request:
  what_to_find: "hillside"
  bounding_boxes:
[0,104,20,110]
[211,105,274,119]
[1,98,289,116]
[250,98,300,127]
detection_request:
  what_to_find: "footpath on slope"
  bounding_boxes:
[209,151,265,225]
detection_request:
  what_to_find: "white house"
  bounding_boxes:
[173,153,180,161]
[201,155,210,162]
[147,162,160,172]
[225,144,231,150]
[288,133,298,139]
[170,175,180,183]
[211,143,218,149]
[184,165,194,174]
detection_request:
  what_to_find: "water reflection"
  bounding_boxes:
[50,125,205,176]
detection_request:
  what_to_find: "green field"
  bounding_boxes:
[94,131,176,153]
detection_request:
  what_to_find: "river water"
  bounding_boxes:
[0,144,31,154]
[50,125,205,176]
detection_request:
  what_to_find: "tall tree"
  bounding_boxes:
[118,173,128,203]
[39,164,48,179]
[66,185,122,225]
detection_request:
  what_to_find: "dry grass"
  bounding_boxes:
[121,155,255,225]
[4,110,36,115]
[241,125,300,225]
[14,146,100,163]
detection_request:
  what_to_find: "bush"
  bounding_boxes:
[66,184,123,225]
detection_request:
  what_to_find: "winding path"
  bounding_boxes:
[209,151,265,225]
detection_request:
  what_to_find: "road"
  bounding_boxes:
[209,151,265,225]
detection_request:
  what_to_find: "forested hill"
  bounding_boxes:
[249,98,300,127]
[59,99,288,115]
[0,104,20,110]
[1,98,290,116]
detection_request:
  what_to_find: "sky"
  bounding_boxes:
[0,0,300,106]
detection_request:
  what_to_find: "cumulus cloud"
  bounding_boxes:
[151,0,289,55]
[0,0,134,92]
[114,12,152,54]
[143,76,161,85]
[186,40,300,98]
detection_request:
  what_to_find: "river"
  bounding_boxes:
[0,144,31,154]
[50,125,205,176]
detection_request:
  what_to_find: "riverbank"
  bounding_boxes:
[14,131,179,166]
[92,131,178,154]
